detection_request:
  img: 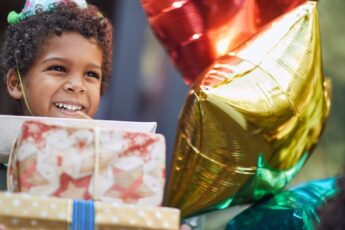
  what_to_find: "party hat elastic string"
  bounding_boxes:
[15,59,34,116]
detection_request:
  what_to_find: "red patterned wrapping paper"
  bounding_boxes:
[7,121,166,206]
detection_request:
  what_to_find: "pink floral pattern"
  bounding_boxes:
[8,121,166,206]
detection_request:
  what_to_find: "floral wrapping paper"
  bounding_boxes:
[0,192,180,230]
[7,121,166,206]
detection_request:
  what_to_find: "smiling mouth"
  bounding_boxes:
[54,103,84,113]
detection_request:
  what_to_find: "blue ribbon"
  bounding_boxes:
[71,200,95,230]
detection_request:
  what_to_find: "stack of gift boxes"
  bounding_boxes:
[0,119,180,229]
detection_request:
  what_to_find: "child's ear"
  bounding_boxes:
[6,68,23,100]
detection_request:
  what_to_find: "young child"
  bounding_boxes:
[0,0,111,191]
[1,0,113,118]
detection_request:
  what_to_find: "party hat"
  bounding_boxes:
[8,0,88,24]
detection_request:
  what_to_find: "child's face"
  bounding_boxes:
[18,32,103,118]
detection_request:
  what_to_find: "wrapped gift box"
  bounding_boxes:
[0,115,157,162]
[7,120,166,206]
[0,192,180,230]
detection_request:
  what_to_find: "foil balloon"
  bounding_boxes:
[182,177,338,229]
[141,0,307,85]
[165,1,331,217]
[226,178,338,230]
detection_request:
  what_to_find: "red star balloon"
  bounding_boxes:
[141,0,307,85]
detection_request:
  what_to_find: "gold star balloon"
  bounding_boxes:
[141,0,307,84]
[165,1,331,217]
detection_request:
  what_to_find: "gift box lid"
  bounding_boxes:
[0,115,157,162]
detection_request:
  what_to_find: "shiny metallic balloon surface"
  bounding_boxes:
[141,0,307,84]
[165,2,331,217]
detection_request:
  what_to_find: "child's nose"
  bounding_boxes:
[64,75,86,94]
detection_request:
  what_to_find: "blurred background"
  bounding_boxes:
[0,0,344,186]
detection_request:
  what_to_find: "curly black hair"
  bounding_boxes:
[0,1,113,94]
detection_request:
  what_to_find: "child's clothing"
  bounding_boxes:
[0,164,6,190]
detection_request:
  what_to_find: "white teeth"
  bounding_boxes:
[55,103,82,112]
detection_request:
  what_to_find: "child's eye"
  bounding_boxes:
[86,71,101,80]
[47,65,66,72]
